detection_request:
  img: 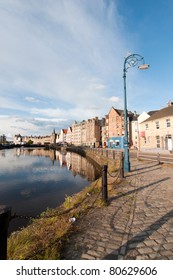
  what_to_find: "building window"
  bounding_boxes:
[156,121,160,129]
[145,124,149,130]
[115,140,120,147]
[156,135,160,148]
[166,118,171,128]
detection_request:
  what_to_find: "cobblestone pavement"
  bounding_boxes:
[61,159,173,260]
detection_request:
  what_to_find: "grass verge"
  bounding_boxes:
[7,152,120,260]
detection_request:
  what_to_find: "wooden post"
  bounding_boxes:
[157,153,160,164]
[0,205,11,260]
[119,152,124,179]
[102,165,108,203]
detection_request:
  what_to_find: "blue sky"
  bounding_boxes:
[0,0,173,139]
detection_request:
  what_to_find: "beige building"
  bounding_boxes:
[13,130,56,145]
[85,117,101,147]
[71,121,82,146]
[66,127,72,145]
[70,117,101,147]
[101,115,109,147]
[139,101,173,152]
[130,112,139,149]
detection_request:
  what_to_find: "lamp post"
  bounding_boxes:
[123,53,149,172]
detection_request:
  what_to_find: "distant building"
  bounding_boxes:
[71,121,81,146]
[56,129,68,144]
[0,134,6,144]
[108,107,124,137]
[13,134,23,145]
[66,127,72,145]
[13,130,56,145]
[108,106,136,148]
[101,115,109,148]
[130,111,139,149]
[70,117,101,147]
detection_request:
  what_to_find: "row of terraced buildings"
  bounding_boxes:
[13,101,173,153]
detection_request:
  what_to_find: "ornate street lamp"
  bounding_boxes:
[123,53,149,172]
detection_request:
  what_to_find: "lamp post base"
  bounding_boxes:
[124,160,130,173]
[124,145,130,173]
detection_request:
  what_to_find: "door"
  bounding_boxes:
[167,136,173,151]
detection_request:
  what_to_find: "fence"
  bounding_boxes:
[101,152,124,204]
[137,152,173,165]
[84,147,124,160]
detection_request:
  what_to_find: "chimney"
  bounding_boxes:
[167,100,173,107]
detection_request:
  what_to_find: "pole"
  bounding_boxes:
[119,152,124,179]
[0,205,11,260]
[123,63,130,172]
[102,165,108,203]
[122,53,149,173]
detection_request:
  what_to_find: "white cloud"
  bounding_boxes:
[0,0,131,137]
[108,96,121,103]
[25,97,40,103]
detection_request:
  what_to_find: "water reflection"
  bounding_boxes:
[0,148,100,233]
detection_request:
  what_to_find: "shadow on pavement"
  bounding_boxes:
[103,208,173,260]
[109,177,170,203]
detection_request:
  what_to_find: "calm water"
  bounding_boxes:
[0,148,100,233]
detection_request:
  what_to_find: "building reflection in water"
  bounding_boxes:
[14,148,100,181]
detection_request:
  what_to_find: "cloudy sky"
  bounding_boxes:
[0,0,173,139]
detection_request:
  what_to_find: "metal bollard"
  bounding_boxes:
[119,152,124,179]
[0,205,11,260]
[102,165,108,203]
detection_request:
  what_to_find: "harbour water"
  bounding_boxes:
[0,147,100,233]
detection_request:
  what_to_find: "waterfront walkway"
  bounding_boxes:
[61,158,173,260]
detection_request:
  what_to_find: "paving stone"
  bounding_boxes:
[107,243,119,250]
[144,239,158,246]
[86,250,101,258]
[160,250,173,257]
[137,247,154,255]
[120,246,126,255]
[127,242,142,249]
[61,159,173,260]
[97,246,105,253]
[81,254,96,260]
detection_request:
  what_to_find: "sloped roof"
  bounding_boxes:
[109,106,123,115]
[62,129,68,134]
[143,105,173,122]
[147,110,159,116]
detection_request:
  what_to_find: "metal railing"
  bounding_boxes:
[102,152,124,204]
[137,152,173,165]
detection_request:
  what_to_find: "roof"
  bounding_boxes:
[147,110,159,116]
[62,129,68,134]
[109,106,123,116]
[143,105,173,122]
